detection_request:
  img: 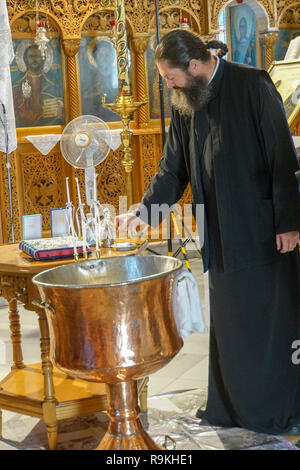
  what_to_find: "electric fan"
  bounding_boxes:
[60,114,112,205]
[60,115,113,258]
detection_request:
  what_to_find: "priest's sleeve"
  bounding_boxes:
[136,107,189,226]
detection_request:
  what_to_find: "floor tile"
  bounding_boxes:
[151,353,204,379]
[180,356,209,381]
[147,376,176,396]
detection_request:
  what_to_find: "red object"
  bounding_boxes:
[110,20,116,27]
[180,18,188,23]
[236,0,243,3]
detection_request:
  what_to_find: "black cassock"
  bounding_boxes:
[138,58,300,434]
[198,95,300,434]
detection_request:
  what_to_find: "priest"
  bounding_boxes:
[117,29,300,435]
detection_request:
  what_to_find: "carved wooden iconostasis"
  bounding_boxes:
[0,0,300,243]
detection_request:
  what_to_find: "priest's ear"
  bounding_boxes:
[188,59,208,77]
[187,59,199,76]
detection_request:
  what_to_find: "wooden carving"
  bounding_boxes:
[278,1,300,27]
[22,151,66,230]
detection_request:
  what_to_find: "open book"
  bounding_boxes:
[284,36,300,60]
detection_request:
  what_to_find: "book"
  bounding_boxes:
[284,37,300,61]
[19,236,91,260]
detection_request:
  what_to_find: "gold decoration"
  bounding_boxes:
[278,1,300,27]
[132,34,150,126]
[82,10,115,33]
[62,38,81,56]
[260,31,278,69]
[97,148,127,206]
[261,31,279,48]
[100,0,111,7]
[140,134,157,190]
[115,0,130,94]
[11,13,60,33]
[62,39,81,119]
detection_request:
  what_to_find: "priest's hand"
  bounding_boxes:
[276,231,299,253]
[115,213,147,238]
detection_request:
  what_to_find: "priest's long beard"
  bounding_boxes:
[171,74,212,117]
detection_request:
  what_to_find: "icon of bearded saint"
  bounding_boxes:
[12,41,64,127]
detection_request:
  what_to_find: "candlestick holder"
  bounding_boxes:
[102,94,146,208]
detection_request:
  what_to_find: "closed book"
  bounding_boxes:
[19,236,90,260]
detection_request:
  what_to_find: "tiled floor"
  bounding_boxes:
[0,256,210,399]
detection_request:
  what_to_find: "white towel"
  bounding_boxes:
[172,268,206,338]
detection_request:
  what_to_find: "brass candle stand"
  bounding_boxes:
[101,0,146,209]
[102,94,145,209]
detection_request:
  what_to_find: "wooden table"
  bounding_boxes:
[0,242,148,449]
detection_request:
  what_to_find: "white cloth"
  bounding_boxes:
[26,129,121,155]
[0,0,17,154]
[26,134,62,155]
[293,136,300,149]
[173,268,206,339]
[107,129,122,151]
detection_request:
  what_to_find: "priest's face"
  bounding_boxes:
[156,59,212,116]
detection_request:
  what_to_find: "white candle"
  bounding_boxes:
[82,220,87,253]
[94,173,97,201]
[75,177,82,206]
[65,177,71,204]
[94,205,99,252]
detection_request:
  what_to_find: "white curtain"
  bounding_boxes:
[0,0,17,154]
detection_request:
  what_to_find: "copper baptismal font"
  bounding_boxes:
[33,255,184,450]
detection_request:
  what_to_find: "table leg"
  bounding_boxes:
[36,308,58,450]
[8,298,25,369]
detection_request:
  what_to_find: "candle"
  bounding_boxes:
[94,206,99,253]
[115,0,130,94]
[82,220,87,256]
[65,177,71,204]
[75,177,82,206]
[94,173,98,201]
